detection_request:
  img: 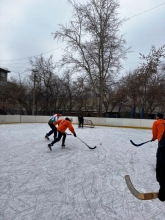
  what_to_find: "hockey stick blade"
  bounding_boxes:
[77,137,97,149]
[87,145,97,150]
[130,140,152,147]
[125,175,158,200]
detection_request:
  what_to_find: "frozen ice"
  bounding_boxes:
[0,123,164,220]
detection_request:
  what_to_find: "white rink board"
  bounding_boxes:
[21,115,36,123]
[0,115,155,129]
[106,118,123,127]
[123,118,141,127]
[35,116,49,123]
[0,115,6,123]
[6,115,20,123]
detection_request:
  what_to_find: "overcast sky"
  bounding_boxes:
[0,0,165,79]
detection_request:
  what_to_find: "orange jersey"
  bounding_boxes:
[152,119,165,141]
[53,119,75,134]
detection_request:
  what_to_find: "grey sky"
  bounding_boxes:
[0,0,165,79]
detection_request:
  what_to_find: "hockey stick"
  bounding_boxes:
[125,175,158,200]
[130,139,152,147]
[76,136,97,149]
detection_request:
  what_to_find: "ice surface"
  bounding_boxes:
[0,123,164,220]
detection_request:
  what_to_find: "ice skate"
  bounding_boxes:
[45,134,49,140]
[61,142,65,148]
[47,143,53,151]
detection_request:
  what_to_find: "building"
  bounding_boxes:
[0,67,10,87]
[0,68,10,111]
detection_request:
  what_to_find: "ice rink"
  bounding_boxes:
[0,123,165,220]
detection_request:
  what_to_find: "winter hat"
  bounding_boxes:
[156,113,164,119]
[65,117,73,122]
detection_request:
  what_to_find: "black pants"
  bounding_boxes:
[51,131,66,145]
[47,123,57,138]
[78,122,83,128]
[156,140,165,201]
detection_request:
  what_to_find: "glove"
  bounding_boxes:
[73,133,76,137]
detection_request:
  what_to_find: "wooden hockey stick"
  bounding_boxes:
[125,175,158,200]
[130,140,152,147]
[76,136,97,149]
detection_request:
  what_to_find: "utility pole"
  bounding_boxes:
[32,70,38,115]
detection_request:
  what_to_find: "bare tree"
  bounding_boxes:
[116,45,165,118]
[137,45,165,116]
[3,78,32,115]
[52,0,129,116]
[29,55,61,115]
[60,71,77,114]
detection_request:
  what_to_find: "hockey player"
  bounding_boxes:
[47,117,76,151]
[152,113,165,202]
[45,113,61,140]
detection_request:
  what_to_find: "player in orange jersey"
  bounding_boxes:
[152,113,165,202]
[47,117,76,151]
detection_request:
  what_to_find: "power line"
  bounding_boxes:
[122,62,139,66]
[0,46,64,62]
[0,49,150,68]
[127,2,165,19]
[0,3,165,63]
[1,60,59,67]
[0,62,29,66]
